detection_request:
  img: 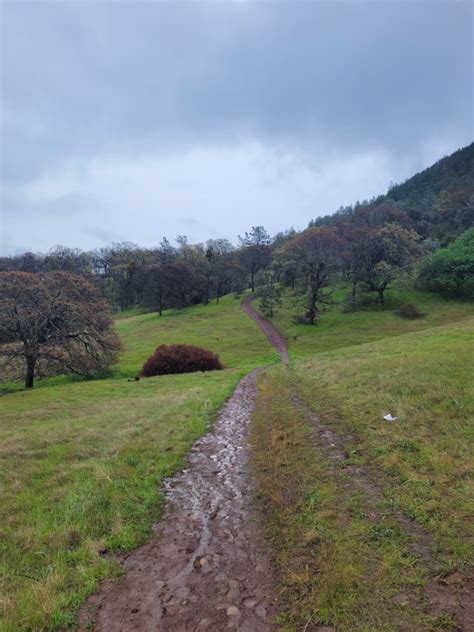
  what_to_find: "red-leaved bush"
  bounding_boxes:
[141,344,223,377]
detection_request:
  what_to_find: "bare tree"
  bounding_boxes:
[0,271,121,388]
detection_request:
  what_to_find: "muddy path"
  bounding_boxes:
[242,296,289,365]
[80,300,287,631]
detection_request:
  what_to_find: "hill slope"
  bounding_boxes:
[313,142,474,240]
[252,317,474,631]
[387,142,474,209]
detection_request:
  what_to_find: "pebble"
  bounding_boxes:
[243,598,257,608]
[226,606,240,616]
[226,579,240,601]
[174,586,190,601]
[255,602,267,619]
[215,572,228,583]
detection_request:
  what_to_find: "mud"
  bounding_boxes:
[79,299,287,631]
[241,296,289,365]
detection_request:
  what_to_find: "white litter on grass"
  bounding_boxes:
[383,413,397,422]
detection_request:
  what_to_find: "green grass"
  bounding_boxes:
[115,294,279,377]
[293,319,474,566]
[112,305,148,320]
[0,295,276,631]
[268,283,474,359]
[251,317,474,631]
[2,286,472,630]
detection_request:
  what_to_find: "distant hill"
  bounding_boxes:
[312,142,474,242]
[387,142,474,210]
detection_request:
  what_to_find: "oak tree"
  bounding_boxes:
[0,271,121,388]
[353,223,421,304]
[283,228,345,324]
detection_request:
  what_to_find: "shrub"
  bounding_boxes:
[397,303,424,319]
[141,344,223,377]
[418,228,474,298]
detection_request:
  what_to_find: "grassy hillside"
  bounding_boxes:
[267,284,473,360]
[115,294,278,377]
[0,296,276,631]
[251,317,474,631]
[2,288,472,630]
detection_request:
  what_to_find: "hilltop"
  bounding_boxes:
[312,142,474,243]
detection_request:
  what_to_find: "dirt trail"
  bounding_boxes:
[241,296,289,365]
[80,300,287,631]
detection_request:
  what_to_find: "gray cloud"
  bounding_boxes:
[1,0,472,254]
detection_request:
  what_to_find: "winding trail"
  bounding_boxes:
[80,297,287,631]
[242,296,289,365]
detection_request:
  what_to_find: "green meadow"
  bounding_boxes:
[1,288,472,631]
[115,294,278,376]
[251,293,474,631]
[270,283,474,359]
[0,295,275,631]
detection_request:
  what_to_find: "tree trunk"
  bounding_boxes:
[250,269,255,293]
[378,282,389,304]
[306,289,317,325]
[158,289,164,316]
[348,281,357,310]
[25,355,36,389]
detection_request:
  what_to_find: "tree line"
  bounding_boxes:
[0,226,275,314]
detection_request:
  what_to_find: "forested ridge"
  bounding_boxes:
[312,143,474,239]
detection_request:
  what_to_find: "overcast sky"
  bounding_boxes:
[1,1,472,255]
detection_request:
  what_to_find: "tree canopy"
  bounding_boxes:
[418,229,474,298]
[0,271,121,388]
